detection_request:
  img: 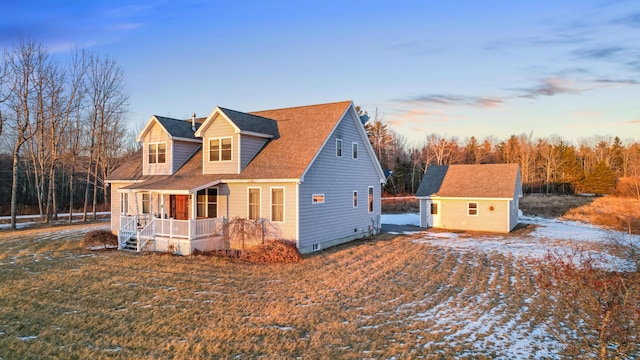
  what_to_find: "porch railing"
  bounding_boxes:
[119,216,225,250]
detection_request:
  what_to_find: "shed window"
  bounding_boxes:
[431,203,438,215]
[468,202,478,216]
[368,186,374,213]
[148,143,166,164]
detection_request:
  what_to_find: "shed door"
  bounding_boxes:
[431,201,441,228]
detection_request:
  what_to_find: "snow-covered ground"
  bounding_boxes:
[380,213,638,358]
[381,213,638,271]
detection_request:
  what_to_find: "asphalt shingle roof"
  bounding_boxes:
[218,108,279,138]
[416,164,520,199]
[108,101,355,190]
[154,115,204,139]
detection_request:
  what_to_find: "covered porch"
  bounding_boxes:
[117,180,228,255]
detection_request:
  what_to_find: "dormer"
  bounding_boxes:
[137,115,203,176]
[195,107,279,175]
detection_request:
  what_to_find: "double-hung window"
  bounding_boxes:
[142,193,150,214]
[248,188,261,220]
[352,142,358,159]
[148,143,166,164]
[353,191,358,208]
[368,186,374,213]
[209,138,232,162]
[468,202,478,216]
[336,138,343,157]
[197,188,218,218]
[271,188,284,222]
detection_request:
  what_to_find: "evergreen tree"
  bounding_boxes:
[582,162,616,195]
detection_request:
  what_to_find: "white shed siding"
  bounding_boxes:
[201,116,239,174]
[221,182,298,241]
[142,122,172,176]
[172,140,200,172]
[437,198,511,233]
[298,111,381,251]
[240,135,268,170]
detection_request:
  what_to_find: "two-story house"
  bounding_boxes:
[106,101,386,255]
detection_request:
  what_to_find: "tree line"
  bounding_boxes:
[364,116,634,196]
[0,39,133,229]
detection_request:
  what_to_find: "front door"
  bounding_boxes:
[170,195,189,220]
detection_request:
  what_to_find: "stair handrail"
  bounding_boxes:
[137,218,155,252]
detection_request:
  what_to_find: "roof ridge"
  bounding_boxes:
[250,100,351,114]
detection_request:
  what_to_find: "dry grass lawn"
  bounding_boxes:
[0,224,548,359]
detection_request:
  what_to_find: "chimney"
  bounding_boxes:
[191,113,196,132]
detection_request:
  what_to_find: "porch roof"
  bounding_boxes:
[119,176,220,193]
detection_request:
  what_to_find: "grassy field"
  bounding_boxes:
[0,223,554,359]
[2,196,638,359]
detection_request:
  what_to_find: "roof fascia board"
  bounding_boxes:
[346,101,387,183]
[195,107,241,137]
[418,195,514,201]
[105,180,144,184]
[239,130,274,138]
[222,178,301,184]
[172,137,202,143]
[136,116,169,142]
[299,102,352,183]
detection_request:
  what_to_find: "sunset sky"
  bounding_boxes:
[1,0,639,145]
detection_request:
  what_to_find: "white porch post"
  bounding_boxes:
[190,192,197,239]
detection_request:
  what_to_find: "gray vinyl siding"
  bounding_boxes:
[142,122,172,176]
[240,134,268,170]
[217,182,298,241]
[298,111,382,250]
[172,140,200,172]
[201,115,240,174]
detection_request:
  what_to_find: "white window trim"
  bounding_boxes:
[248,187,261,220]
[467,202,478,216]
[120,193,128,215]
[353,190,358,208]
[270,187,285,223]
[312,194,325,204]
[352,142,358,159]
[336,138,343,158]
[208,136,233,162]
[142,192,151,214]
[368,186,374,213]
[148,142,167,164]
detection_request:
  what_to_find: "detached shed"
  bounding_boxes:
[416,164,522,233]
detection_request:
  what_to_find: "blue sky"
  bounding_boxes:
[1,0,639,145]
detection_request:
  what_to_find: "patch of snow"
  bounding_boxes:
[18,335,38,341]
[412,215,638,271]
[381,213,420,226]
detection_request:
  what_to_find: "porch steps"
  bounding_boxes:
[122,237,138,252]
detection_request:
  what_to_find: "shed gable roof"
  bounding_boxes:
[416,164,520,199]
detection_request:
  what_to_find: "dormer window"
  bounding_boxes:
[209,137,232,162]
[148,143,166,164]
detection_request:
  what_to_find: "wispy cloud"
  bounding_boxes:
[517,78,581,98]
[613,12,640,28]
[625,119,640,124]
[571,45,626,60]
[398,94,503,108]
[386,108,450,127]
